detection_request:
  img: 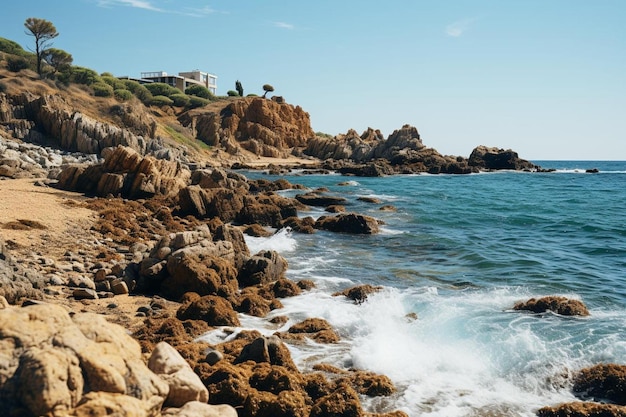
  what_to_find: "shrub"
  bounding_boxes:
[227,90,239,97]
[145,82,178,97]
[185,84,213,99]
[0,37,28,56]
[170,93,190,107]
[114,89,133,101]
[101,75,126,91]
[246,94,259,97]
[188,96,210,109]
[133,84,152,103]
[149,95,174,106]
[6,56,31,72]
[92,82,113,97]
[100,72,114,77]
[71,67,99,85]
[122,79,140,93]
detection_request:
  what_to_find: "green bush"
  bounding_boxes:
[149,95,174,106]
[170,93,191,107]
[188,96,210,109]
[6,56,31,72]
[246,94,259,97]
[0,37,29,56]
[145,82,178,97]
[100,72,114,77]
[227,90,239,97]
[114,89,133,101]
[101,75,127,91]
[122,79,141,93]
[71,67,99,85]
[133,84,153,103]
[185,84,213,99]
[92,82,113,97]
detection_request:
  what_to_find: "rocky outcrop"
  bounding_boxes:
[0,92,171,157]
[305,124,536,175]
[56,145,190,198]
[180,97,315,158]
[333,284,384,304]
[468,145,537,171]
[512,296,590,316]
[315,213,380,234]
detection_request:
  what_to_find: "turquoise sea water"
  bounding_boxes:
[207,161,626,416]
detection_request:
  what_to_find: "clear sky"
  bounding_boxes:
[1,1,625,160]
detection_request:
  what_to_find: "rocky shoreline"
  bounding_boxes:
[0,71,622,415]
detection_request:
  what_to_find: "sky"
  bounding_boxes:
[1,1,625,160]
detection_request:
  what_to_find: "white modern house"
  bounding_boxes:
[135,70,218,95]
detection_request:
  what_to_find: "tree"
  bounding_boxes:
[41,48,72,75]
[24,18,59,76]
[262,84,274,98]
[235,80,244,97]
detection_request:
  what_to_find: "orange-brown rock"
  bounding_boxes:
[536,402,626,417]
[513,296,590,316]
[340,371,396,397]
[284,318,340,344]
[309,382,364,417]
[181,97,315,158]
[573,364,626,405]
[333,284,384,304]
[57,145,190,198]
[176,293,240,326]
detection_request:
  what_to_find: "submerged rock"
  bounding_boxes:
[512,296,590,316]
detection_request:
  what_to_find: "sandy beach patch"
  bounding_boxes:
[0,178,94,255]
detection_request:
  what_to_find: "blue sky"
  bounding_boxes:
[1,1,624,160]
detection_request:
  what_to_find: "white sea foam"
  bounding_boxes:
[244,227,297,255]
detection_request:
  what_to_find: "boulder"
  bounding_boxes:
[573,364,626,405]
[315,213,380,234]
[176,294,240,326]
[162,401,238,417]
[238,250,288,287]
[178,186,245,221]
[284,318,340,344]
[468,145,536,171]
[0,303,169,416]
[295,192,348,207]
[57,146,190,198]
[148,342,209,407]
[309,382,364,417]
[333,284,383,304]
[513,296,590,316]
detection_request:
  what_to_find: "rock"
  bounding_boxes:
[238,250,288,287]
[333,284,383,304]
[468,145,536,171]
[177,186,245,221]
[73,288,98,300]
[0,253,47,304]
[536,402,626,417]
[57,146,190,199]
[573,364,626,405]
[71,392,154,417]
[0,303,169,416]
[176,294,240,326]
[243,223,274,237]
[295,192,348,207]
[285,318,340,344]
[357,196,382,204]
[325,205,346,213]
[340,370,396,397]
[162,401,238,417]
[315,213,380,234]
[280,216,316,234]
[512,296,590,316]
[163,250,238,300]
[148,342,209,407]
[272,279,302,298]
[309,382,364,417]
[234,336,298,370]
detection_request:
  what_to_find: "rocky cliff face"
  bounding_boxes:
[179,96,315,158]
[0,91,178,159]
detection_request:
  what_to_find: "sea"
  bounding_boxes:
[200,160,626,417]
